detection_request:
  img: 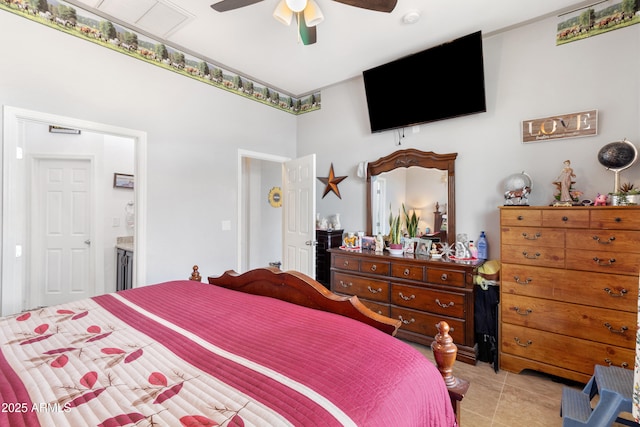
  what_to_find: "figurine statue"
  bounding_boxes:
[375,234,385,253]
[594,193,607,206]
[554,160,576,203]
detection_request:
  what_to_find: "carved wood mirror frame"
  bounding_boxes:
[366,149,457,247]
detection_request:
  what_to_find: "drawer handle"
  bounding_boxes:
[615,217,622,223]
[593,257,615,266]
[339,280,352,288]
[342,260,350,267]
[562,216,569,222]
[403,268,410,276]
[370,264,377,272]
[604,322,628,334]
[592,235,615,244]
[521,232,541,240]
[514,337,533,347]
[514,276,532,285]
[367,286,383,294]
[398,292,415,301]
[440,273,448,281]
[603,287,628,297]
[398,315,416,325]
[517,215,524,220]
[522,251,540,259]
[511,306,532,316]
[604,358,629,368]
[435,299,454,308]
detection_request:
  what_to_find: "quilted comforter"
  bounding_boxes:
[0,280,456,426]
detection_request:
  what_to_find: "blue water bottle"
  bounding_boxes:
[477,231,488,260]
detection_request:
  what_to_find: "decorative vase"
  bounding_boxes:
[389,243,404,255]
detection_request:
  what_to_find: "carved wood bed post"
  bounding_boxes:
[432,321,470,425]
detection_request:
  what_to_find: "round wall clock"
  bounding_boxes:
[268,187,282,207]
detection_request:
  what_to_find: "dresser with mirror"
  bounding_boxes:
[330,149,482,364]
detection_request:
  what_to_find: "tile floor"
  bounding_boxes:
[408,342,635,427]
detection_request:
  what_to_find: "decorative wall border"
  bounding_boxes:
[0,0,321,115]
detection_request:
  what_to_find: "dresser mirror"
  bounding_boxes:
[366,149,457,246]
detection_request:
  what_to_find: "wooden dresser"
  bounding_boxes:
[329,248,482,364]
[499,206,640,384]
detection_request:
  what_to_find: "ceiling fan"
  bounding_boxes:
[210,0,398,45]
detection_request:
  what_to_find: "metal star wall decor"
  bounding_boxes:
[317,163,347,199]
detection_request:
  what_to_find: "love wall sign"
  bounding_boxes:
[521,110,597,143]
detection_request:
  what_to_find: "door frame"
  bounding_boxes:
[1,106,148,316]
[237,149,289,273]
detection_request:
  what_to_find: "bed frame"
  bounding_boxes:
[189,265,470,423]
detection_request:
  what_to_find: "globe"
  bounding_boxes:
[597,140,637,170]
[503,172,532,205]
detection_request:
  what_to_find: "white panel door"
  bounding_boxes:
[282,154,316,277]
[30,158,94,307]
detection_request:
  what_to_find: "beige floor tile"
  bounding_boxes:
[492,383,563,427]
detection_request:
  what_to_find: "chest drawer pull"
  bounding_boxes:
[514,337,533,347]
[592,235,615,244]
[398,292,415,301]
[511,306,532,316]
[514,276,532,285]
[517,215,524,220]
[435,299,455,308]
[370,264,377,272]
[521,232,541,240]
[403,268,410,276]
[398,315,416,325]
[603,287,627,297]
[440,273,448,281]
[338,280,352,288]
[592,257,615,266]
[522,251,540,259]
[604,358,629,368]
[367,286,383,294]
[342,260,350,267]
[603,322,628,334]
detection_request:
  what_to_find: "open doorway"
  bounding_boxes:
[1,106,147,316]
[237,150,288,273]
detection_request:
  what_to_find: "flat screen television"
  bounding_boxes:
[363,31,486,133]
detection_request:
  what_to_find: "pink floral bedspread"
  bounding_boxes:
[0,280,456,426]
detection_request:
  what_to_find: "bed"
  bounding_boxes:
[0,266,463,426]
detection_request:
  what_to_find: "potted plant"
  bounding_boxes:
[388,205,403,254]
[403,203,420,252]
[611,182,640,206]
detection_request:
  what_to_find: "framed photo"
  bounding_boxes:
[114,173,134,189]
[416,239,432,255]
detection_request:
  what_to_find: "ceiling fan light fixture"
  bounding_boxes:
[303,0,323,27]
[273,0,293,25]
[285,0,307,13]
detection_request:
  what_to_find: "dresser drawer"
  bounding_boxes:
[391,283,465,318]
[332,272,389,302]
[332,255,360,271]
[361,259,390,276]
[542,209,589,228]
[501,263,637,311]
[501,294,635,349]
[426,268,467,288]
[500,244,565,268]
[360,300,390,317]
[565,249,640,275]
[501,323,634,375]
[565,229,640,253]
[590,208,640,230]
[501,226,565,247]
[392,306,466,344]
[391,263,424,281]
[501,208,541,226]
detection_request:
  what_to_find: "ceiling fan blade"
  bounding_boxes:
[297,13,317,45]
[210,0,264,12]
[332,0,397,13]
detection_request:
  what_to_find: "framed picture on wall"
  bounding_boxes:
[114,173,134,189]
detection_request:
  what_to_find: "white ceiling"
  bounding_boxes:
[66,0,593,96]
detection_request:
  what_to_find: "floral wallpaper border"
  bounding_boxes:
[0,0,321,115]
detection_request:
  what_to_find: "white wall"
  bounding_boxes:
[0,11,297,284]
[298,17,640,258]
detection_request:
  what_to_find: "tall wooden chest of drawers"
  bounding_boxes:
[329,249,482,364]
[499,206,640,383]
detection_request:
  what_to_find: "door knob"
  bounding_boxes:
[84,239,91,245]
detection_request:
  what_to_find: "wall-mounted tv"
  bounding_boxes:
[363,31,486,133]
